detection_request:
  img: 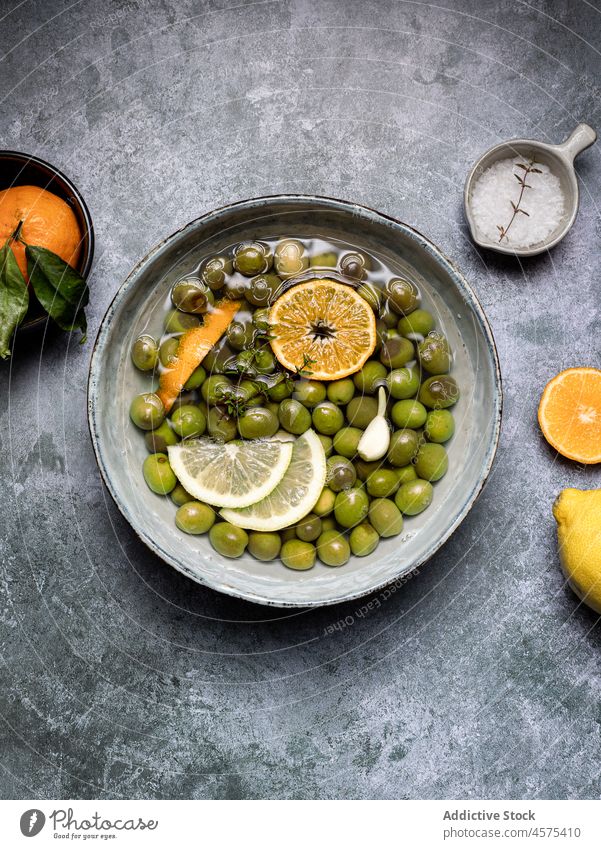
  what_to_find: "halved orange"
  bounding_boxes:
[538,367,601,464]
[268,279,376,380]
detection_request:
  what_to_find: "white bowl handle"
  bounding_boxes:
[555,123,597,162]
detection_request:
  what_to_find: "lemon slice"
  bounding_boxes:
[167,438,293,509]
[220,430,327,531]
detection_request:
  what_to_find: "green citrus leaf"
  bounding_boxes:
[0,243,29,359]
[26,245,89,340]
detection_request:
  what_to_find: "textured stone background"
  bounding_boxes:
[1,0,600,800]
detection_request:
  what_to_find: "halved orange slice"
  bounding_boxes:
[268,279,376,380]
[538,367,601,464]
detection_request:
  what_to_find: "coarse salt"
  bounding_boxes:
[470,156,565,248]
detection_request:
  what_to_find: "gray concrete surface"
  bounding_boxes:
[1,0,600,800]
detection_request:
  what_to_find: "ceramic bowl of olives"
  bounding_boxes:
[88,195,501,607]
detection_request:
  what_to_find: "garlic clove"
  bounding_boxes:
[357,386,390,461]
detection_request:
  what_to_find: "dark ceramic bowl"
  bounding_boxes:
[0,150,94,329]
[88,195,502,607]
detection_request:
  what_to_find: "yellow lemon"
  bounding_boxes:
[553,488,601,612]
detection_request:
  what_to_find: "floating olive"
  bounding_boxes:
[274,238,309,278]
[131,334,159,371]
[223,276,249,300]
[164,308,201,334]
[171,278,213,314]
[419,375,460,409]
[183,365,207,391]
[159,336,179,368]
[226,320,255,351]
[339,250,372,280]
[200,255,233,290]
[418,332,451,374]
[233,241,273,276]
[385,277,419,315]
[356,281,382,311]
[309,251,338,268]
[245,272,282,306]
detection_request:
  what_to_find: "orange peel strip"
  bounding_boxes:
[157,299,241,412]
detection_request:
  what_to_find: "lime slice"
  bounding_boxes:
[167,438,293,509]
[220,430,327,531]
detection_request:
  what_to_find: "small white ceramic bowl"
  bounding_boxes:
[464,123,596,257]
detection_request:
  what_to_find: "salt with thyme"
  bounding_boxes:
[471,156,565,248]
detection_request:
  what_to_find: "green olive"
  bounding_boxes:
[238,407,279,439]
[366,468,400,498]
[385,277,419,315]
[159,336,179,368]
[233,241,273,276]
[349,523,379,557]
[170,483,194,506]
[201,374,233,405]
[280,539,316,570]
[223,277,249,300]
[226,320,255,351]
[309,251,338,268]
[274,238,309,279]
[339,250,372,280]
[391,399,428,429]
[395,464,418,485]
[334,487,370,528]
[395,479,433,515]
[280,527,297,542]
[379,336,415,369]
[184,365,207,391]
[318,434,333,457]
[253,307,271,329]
[414,443,448,481]
[144,420,178,453]
[418,332,451,374]
[398,309,434,338]
[207,407,237,442]
[312,402,344,435]
[327,378,355,405]
[164,308,201,334]
[387,367,420,400]
[387,428,420,467]
[425,409,455,443]
[354,458,383,481]
[248,531,282,561]
[278,399,312,435]
[296,513,322,542]
[346,396,378,429]
[356,281,382,311]
[353,360,388,395]
[200,255,233,291]
[333,426,362,459]
[130,393,165,430]
[254,348,276,374]
[320,516,337,532]
[313,487,337,516]
[171,404,206,439]
[143,453,176,494]
[419,375,460,409]
[209,522,249,558]
[368,498,403,537]
[175,501,216,534]
[327,455,357,492]
[131,334,159,371]
[316,529,350,566]
[268,380,293,402]
[171,278,213,314]
[245,272,282,306]
[379,301,399,328]
[293,380,327,408]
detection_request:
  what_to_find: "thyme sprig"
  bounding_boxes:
[497,157,542,243]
